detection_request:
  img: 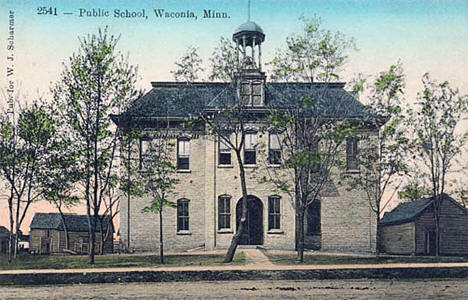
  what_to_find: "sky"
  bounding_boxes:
[1,0,468,232]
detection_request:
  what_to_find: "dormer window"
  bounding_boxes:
[239,81,264,107]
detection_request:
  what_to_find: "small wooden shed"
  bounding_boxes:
[381,194,468,256]
[29,213,114,254]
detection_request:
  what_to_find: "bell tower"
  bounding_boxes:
[232,0,266,107]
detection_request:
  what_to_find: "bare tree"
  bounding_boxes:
[171,46,204,82]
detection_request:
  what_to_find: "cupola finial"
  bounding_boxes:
[248,0,251,21]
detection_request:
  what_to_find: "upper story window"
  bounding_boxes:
[244,132,257,165]
[177,138,190,170]
[240,81,264,107]
[218,195,231,230]
[268,133,281,165]
[310,142,320,173]
[177,198,190,232]
[268,196,281,230]
[139,139,152,170]
[346,137,359,171]
[218,136,231,166]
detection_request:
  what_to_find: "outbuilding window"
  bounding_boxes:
[177,199,190,231]
[218,195,231,230]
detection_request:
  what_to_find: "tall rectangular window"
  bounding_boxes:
[139,139,151,170]
[218,136,231,165]
[177,199,189,231]
[268,133,281,164]
[177,138,190,170]
[251,82,263,106]
[311,142,320,173]
[346,137,358,171]
[240,82,251,106]
[268,196,281,230]
[244,133,257,165]
[218,195,231,230]
[307,200,321,235]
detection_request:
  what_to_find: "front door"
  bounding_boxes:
[236,196,263,245]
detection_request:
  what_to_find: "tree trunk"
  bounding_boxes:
[8,193,13,263]
[99,223,105,255]
[159,207,164,264]
[375,215,382,255]
[296,208,305,263]
[225,150,248,263]
[57,207,70,250]
[434,208,440,257]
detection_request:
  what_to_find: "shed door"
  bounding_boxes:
[424,230,436,256]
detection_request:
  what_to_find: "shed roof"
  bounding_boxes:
[30,213,112,233]
[380,194,462,226]
[0,226,9,237]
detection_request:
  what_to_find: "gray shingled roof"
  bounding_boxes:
[0,226,9,236]
[113,81,374,125]
[30,213,112,233]
[380,198,433,225]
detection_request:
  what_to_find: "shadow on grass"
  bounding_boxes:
[0,251,246,270]
[266,253,468,265]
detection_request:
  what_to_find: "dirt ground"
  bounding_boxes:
[1,278,467,299]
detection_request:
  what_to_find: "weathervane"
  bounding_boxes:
[248,0,251,21]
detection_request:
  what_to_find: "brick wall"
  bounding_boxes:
[120,127,377,253]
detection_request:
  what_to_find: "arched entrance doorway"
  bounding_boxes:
[236,195,263,245]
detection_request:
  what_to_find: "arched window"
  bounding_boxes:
[346,137,359,171]
[268,195,281,230]
[218,195,231,230]
[177,198,190,231]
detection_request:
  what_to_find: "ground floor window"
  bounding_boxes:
[218,195,231,229]
[307,199,321,235]
[177,198,190,231]
[268,196,281,230]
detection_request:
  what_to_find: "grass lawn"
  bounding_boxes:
[266,253,468,265]
[0,252,246,270]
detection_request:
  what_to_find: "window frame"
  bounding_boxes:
[346,136,359,171]
[218,195,231,230]
[239,81,264,107]
[139,138,152,170]
[218,136,232,166]
[268,195,281,230]
[268,133,282,165]
[177,138,190,170]
[307,199,321,235]
[176,198,190,232]
[244,132,257,165]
